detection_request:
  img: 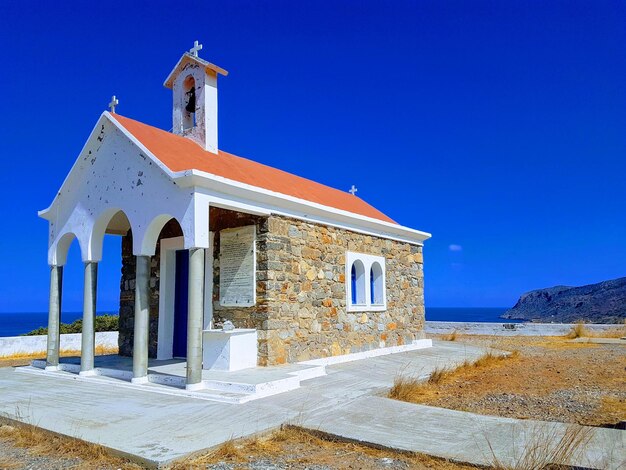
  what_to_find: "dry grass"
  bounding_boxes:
[443,330,458,341]
[566,321,590,339]
[489,424,593,470]
[597,396,626,425]
[0,415,141,469]
[389,351,515,403]
[172,425,477,469]
[0,345,119,362]
[417,335,626,426]
[566,320,626,339]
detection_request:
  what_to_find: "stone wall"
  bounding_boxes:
[258,215,425,365]
[118,211,425,365]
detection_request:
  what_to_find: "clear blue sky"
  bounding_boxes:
[0,1,624,313]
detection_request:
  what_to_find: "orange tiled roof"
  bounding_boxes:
[110,114,397,224]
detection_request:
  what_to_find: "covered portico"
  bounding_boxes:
[44,205,204,389]
[41,192,270,390]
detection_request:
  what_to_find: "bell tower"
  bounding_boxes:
[164,41,228,154]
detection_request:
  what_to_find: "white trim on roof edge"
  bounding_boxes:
[40,112,431,246]
[180,173,431,245]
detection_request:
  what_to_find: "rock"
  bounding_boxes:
[502,277,626,324]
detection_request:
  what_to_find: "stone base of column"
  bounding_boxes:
[44,365,59,371]
[78,370,97,377]
[185,382,204,391]
[131,376,149,384]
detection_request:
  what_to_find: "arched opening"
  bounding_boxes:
[147,218,188,360]
[350,260,366,305]
[95,210,131,339]
[79,207,131,360]
[119,216,187,360]
[140,214,184,256]
[182,75,196,130]
[370,262,384,305]
[54,232,78,267]
[56,235,83,327]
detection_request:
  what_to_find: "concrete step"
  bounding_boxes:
[18,365,252,404]
[25,359,316,403]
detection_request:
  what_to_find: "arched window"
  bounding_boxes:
[370,262,383,305]
[345,251,386,311]
[182,75,196,130]
[351,260,366,305]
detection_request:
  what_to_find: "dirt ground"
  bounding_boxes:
[398,335,626,427]
[172,427,479,470]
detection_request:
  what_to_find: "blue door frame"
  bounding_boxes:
[172,249,189,358]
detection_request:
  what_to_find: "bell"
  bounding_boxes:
[185,87,196,113]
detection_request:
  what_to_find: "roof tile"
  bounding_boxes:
[110,113,396,224]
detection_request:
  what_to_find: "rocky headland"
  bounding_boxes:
[502,276,626,323]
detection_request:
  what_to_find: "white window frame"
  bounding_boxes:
[345,251,387,312]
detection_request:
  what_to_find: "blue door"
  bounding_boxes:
[173,249,189,358]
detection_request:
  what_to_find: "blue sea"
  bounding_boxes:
[0,308,514,337]
[426,307,516,323]
[0,312,117,337]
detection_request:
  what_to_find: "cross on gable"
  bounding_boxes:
[190,40,203,57]
[349,185,358,196]
[108,95,119,113]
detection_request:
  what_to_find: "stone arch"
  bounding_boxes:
[50,231,81,266]
[140,214,185,256]
[88,208,133,262]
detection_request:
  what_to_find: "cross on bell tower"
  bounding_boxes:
[189,40,203,57]
[108,95,119,113]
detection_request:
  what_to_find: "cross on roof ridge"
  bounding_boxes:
[108,95,119,113]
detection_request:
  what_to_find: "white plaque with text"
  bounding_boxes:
[219,225,256,307]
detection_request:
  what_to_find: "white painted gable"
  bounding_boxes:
[39,112,208,266]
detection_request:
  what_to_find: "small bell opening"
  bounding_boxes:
[182,75,196,130]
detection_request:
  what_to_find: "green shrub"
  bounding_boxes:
[23,314,118,336]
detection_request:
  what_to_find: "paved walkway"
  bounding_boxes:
[1,341,623,468]
[304,397,624,469]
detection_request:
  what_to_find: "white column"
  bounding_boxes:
[132,255,150,383]
[80,262,98,376]
[45,265,63,370]
[186,247,205,390]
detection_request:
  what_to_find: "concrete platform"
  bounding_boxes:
[23,355,326,403]
[22,339,432,403]
[2,341,623,468]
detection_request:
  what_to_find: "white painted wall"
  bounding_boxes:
[0,332,118,357]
